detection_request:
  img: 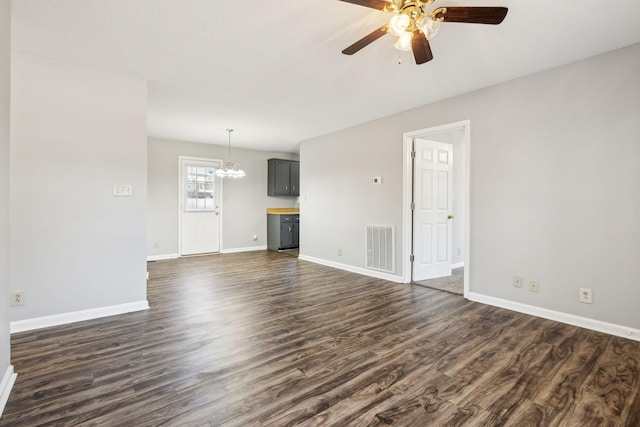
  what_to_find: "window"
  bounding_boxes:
[185,166,216,211]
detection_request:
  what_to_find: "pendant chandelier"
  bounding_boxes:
[215,128,245,178]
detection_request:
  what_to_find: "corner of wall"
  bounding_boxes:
[0,366,17,416]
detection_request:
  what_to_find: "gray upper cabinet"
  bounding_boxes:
[268,159,300,196]
[290,161,300,195]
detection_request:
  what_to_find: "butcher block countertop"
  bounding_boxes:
[266,208,300,215]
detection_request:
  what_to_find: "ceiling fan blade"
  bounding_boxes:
[337,0,392,11]
[411,31,433,65]
[342,26,388,55]
[434,7,508,25]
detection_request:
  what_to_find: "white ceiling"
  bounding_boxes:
[10,0,640,152]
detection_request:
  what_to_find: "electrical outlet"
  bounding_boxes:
[579,288,593,304]
[11,291,25,306]
[513,276,523,288]
[153,241,159,249]
[529,280,539,292]
[337,248,342,256]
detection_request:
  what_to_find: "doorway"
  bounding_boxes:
[178,156,223,256]
[402,120,470,296]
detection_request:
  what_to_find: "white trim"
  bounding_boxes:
[401,136,412,283]
[10,300,150,334]
[467,292,640,342]
[402,120,471,297]
[221,245,267,254]
[0,365,17,418]
[298,255,404,283]
[451,262,464,269]
[146,253,179,262]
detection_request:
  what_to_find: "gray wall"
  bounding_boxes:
[300,43,640,330]
[301,120,402,270]
[10,52,148,321]
[148,137,298,256]
[0,0,10,391]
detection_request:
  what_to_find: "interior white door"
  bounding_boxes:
[413,139,453,280]
[180,158,221,255]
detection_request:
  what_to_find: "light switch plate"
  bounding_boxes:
[373,176,382,185]
[113,184,133,196]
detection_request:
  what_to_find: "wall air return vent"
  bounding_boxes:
[365,225,395,274]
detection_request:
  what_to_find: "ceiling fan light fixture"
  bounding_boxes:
[339,0,508,65]
[418,15,441,39]
[388,13,410,36]
[394,31,413,51]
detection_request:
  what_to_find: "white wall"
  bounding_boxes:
[9,52,148,323]
[300,43,640,331]
[148,137,298,256]
[0,0,13,415]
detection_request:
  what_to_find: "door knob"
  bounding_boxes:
[448,215,454,219]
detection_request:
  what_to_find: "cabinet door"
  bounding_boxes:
[292,222,299,247]
[274,160,291,195]
[280,222,294,247]
[290,161,300,196]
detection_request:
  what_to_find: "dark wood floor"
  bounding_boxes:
[3,251,640,426]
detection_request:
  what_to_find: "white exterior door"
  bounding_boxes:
[413,139,453,280]
[179,158,222,256]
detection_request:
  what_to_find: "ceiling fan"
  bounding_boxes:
[339,0,508,64]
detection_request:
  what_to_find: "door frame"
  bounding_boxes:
[178,156,224,256]
[401,120,471,296]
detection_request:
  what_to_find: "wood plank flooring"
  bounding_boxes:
[3,251,640,426]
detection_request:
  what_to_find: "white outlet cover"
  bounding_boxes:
[11,291,25,306]
[372,176,382,185]
[513,276,523,288]
[529,280,539,292]
[579,288,593,304]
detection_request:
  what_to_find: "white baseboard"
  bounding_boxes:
[221,245,267,254]
[10,300,150,334]
[298,254,404,283]
[467,292,640,342]
[0,365,17,418]
[148,247,268,259]
[451,262,465,269]
[147,253,179,261]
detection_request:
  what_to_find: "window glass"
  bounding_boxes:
[185,166,215,211]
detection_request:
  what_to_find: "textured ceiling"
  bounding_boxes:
[10,0,640,152]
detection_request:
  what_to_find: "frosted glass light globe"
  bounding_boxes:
[389,14,410,37]
[394,31,413,51]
